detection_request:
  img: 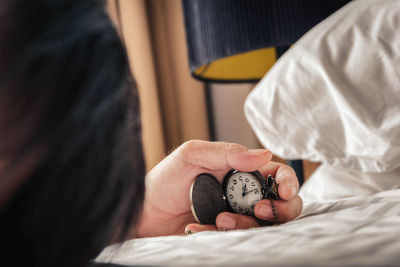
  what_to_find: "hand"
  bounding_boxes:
[134,140,302,238]
[186,160,303,232]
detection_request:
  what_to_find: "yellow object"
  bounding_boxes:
[193,47,276,82]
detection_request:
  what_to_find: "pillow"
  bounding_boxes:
[299,164,400,201]
[244,0,400,173]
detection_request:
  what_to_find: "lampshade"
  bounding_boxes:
[182,0,351,83]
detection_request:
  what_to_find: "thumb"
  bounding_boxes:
[175,140,272,173]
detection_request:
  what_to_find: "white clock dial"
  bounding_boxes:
[225,171,264,215]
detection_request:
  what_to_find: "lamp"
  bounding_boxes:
[182,0,351,82]
[182,0,351,184]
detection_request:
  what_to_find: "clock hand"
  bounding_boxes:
[243,189,259,196]
[242,183,247,197]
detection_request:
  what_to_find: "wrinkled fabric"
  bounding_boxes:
[300,164,400,201]
[244,0,400,173]
[97,189,400,266]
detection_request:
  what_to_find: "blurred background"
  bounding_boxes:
[107,0,325,179]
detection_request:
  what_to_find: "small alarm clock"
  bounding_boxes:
[189,169,280,225]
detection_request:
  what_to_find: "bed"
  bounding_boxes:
[97,189,400,266]
[96,0,400,265]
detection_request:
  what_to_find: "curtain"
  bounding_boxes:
[108,0,209,171]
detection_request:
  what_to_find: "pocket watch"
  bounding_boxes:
[189,169,280,225]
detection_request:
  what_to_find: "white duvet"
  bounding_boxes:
[97,186,400,266]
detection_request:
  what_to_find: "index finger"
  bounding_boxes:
[259,161,299,200]
[176,140,272,174]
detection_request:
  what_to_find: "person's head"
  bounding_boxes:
[0,0,145,266]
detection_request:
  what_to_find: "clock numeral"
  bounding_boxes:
[245,178,249,182]
[233,179,237,185]
[251,181,256,187]
[238,206,243,212]
[229,194,233,199]
[239,176,243,181]
[254,189,259,194]
[229,185,234,191]
[233,202,237,207]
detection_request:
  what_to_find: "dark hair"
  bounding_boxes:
[0,1,145,267]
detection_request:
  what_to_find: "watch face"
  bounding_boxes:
[223,171,265,216]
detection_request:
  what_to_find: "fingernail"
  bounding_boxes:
[289,186,297,198]
[184,225,196,234]
[248,149,269,157]
[184,229,196,235]
[257,203,273,220]
[219,214,236,229]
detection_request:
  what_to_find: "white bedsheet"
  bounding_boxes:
[97,189,400,266]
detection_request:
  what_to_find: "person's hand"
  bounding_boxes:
[134,140,302,238]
